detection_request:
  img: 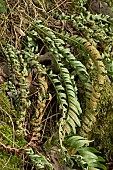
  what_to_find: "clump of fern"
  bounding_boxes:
[1,22,106,169]
[1,0,113,168]
[51,9,113,137]
[27,20,106,169]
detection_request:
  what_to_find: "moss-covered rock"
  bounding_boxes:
[91,81,113,161]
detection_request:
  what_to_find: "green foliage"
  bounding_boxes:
[65,136,106,170]
[0,150,22,170]
[0,0,7,13]
[26,21,106,169]
[31,21,84,142]
[104,57,113,79]
[1,0,113,169]
[1,18,107,170]
[26,148,53,170]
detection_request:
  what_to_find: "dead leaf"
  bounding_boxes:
[14,25,26,36]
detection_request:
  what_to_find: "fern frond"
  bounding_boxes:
[48,46,82,142]
[48,61,81,143]
[57,33,107,136]
[48,73,68,111]
[3,42,48,136]
[66,135,106,170]
[26,147,53,170]
[32,21,82,144]
[3,45,31,135]
[31,66,48,137]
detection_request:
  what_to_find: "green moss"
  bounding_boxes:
[0,150,23,170]
[91,81,113,161]
[0,123,26,169]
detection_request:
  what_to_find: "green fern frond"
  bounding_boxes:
[31,22,82,144]
[3,45,31,135]
[48,73,68,111]
[48,62,81,143]
[26,147,53,170]
[48,47,82,139]
[3,42,47,136]
[56,33,107,136]
[66,135,106,170]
